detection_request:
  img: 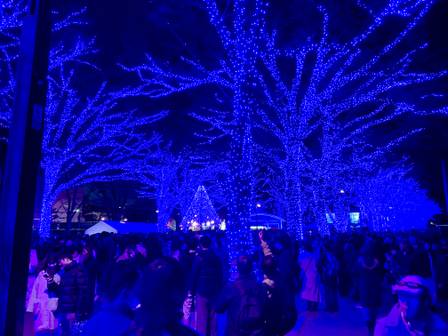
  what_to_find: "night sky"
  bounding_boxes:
[80,0,448,207]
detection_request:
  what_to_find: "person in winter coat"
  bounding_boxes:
[24,248,40,336]
[137,257,199,336]
[261,255,297,336]
[358,241,383,335]
[318,243,339,312]
[189,235,224,336]
[83,260,141,336]
[56,250,89,334]
[78,246,97,318]
[299,242,321,311]
[215,255,266,336]
[259,231,297,334]
[374,275,448,336]
[395,240,414,278]
[26,257,61,335]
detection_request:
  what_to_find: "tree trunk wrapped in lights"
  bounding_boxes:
[0,5,166,238]
[40,69,165,237]
[254,0,447,236]
[351,162,440,231]
[123,0,270,258]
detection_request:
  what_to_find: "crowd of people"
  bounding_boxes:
[24,228,448,335]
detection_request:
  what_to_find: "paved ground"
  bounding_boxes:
[217,297,369,336]
[287,299,368,336]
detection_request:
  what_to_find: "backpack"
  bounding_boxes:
[235,281,264,333]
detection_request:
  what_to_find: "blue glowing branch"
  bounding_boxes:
[40,68,166,237]
[138,148,229,232]
[125,0,271,260]
[120,54,233,99]
[254,0,447,237]
[351,161,439,232]
[0,4,95,138]
[0,0,26,137]
[51,7,88,33]
[49,37,97,72]
[122,0,446,242]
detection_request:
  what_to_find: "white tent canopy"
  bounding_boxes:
[85,221,118,236]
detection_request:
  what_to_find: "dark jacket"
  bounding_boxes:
[82,257,97,317]
[262,277,297,336]
[57,262,89,317]
[358,255,383,308]
[215,275,266,336]
[190,249,223,299]
[374,304,448,336]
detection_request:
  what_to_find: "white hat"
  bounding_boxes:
[393,275,436,303]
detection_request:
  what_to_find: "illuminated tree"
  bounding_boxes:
[124,0,272,253]
[351,162,440,231]
[0,4,92,139]
[40,68,165,237]
[139,148,228,232]
[138,148,192,232]
[6,4,165,237]
[0,0,26,139]
[253,149,288,218]
[180,185,220,231]
[255,0,447,238]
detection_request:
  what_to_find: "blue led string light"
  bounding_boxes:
[40,68,165,237]
[351,162,440,232]
[123,0,272,264]
[138,149,230,232]
[0,0,26,140]
[254,0,447,237]
[124,0,448,245]
[180,185,221,231]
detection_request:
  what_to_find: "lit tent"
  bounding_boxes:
[84,221,118,235]
[84,221,157,236]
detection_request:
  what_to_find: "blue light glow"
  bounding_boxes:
[124,0,447,242]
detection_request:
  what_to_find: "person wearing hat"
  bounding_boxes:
[374,275,448,335]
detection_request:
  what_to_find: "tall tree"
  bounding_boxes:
[139,148,228,232]
[40,68,165,237]
[0,0,26,140]
[1,3,166,238]
[124,0,270,254]
[255,0,447,238]
[351,162,440,231]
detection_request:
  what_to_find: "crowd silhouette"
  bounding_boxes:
[24,229,448,335]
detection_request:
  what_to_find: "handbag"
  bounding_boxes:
[182,294,197,329]
[47,298,59,312]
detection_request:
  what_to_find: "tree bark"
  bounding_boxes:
[285,177,304,240]
[226,90,253,269]
[39,190,53,239]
